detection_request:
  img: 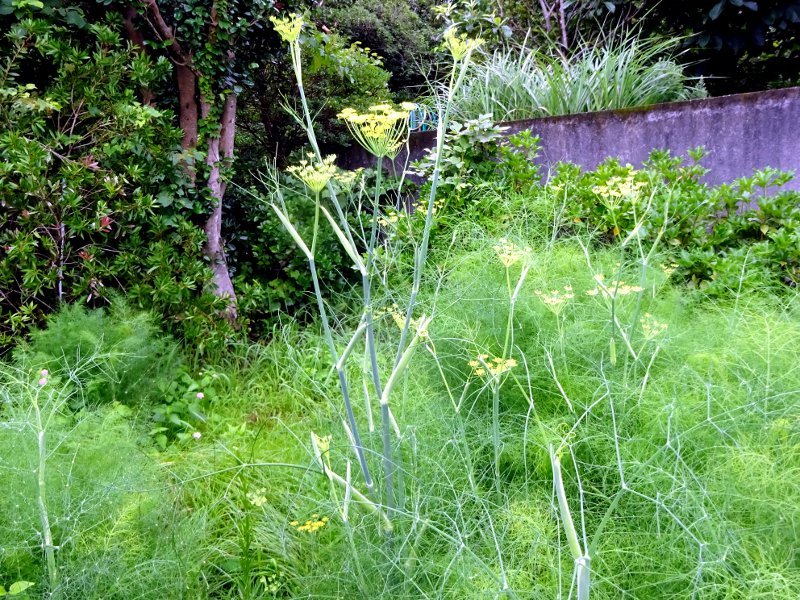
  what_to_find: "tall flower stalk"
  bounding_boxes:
[392,28,483,368]
[269,13,375,491]
[269,15,482,527]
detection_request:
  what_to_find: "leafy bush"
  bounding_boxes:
[318,0,438,92]
[0,17,227,350]
[407,119,541,237]
[550,150,800,294]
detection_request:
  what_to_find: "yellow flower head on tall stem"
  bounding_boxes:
[492,238,530,268]
[270,13,304,44]
[337,103,416,159]
[287,154,337,194]
[443,28,484,61]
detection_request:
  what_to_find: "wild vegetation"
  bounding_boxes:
[1,2,799,599]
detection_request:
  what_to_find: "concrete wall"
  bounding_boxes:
[340,87,800,188]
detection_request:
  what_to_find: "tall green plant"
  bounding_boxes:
[265,15,482,530]
[0,17,225,350]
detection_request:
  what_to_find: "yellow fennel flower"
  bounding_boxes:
[492,238,530,268]
[534,285,574,315]
[270,13,304,44]
[470,354,517,378]
[287,154,337,194]
[337,103,415,158]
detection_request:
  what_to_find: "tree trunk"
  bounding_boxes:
[201,93,238,319]
[127,0,238,320]
[176,64,199,157]
[121,7,154,104]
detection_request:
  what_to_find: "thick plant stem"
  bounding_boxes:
[380,402,395,516]
[551,447,591,600]
[393,63,465,367]
[364,157,396,517]
[32,390,58,592]
[283,37,372,489]
[365,156,384,400]
[492,382,502,495]
[309,259,373,490]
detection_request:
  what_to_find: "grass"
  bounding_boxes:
[0,164,800,600]
[1,193,799,598]
[433,34,707,123]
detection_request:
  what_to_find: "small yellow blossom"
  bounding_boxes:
[270,13,304,44]
[378,209,404,227]
[247,488,268,508]
[287,154,337,194]
[333,168,363,192]
[443,28,484,61]
[493,238,530,268]
[293,514,329,533]
[640,312,668,340]
[585,274,643,299]
[338,103,415,158]
[591,174,647,200]
[471,354,517,378]
[414,197,445,216]
[380,304,429,339]
[535,285,574,315]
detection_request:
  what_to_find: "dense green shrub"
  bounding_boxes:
[551,151,800,294]
[417,133,799,297]
[317,0,438,92]
[0,17,228,350]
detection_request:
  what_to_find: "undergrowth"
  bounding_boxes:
[1,184,798,600]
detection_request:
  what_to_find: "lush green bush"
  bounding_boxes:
[12,302,181,409]
[317,0,438,92]
[0,17,231,350]
[414,133,799,297]
[550,151,800,295]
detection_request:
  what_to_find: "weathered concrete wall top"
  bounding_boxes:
[340,87,800,189]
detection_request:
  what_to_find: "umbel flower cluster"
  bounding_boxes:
[640,312,668,339]
[337,103,416,159]
[469,354,517,378]
[535,285,574,315]
[270,13,304,44]
[585,274,644,299]
[493,238,531,267]
[442,28,485,61]
[287,154,337,194]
